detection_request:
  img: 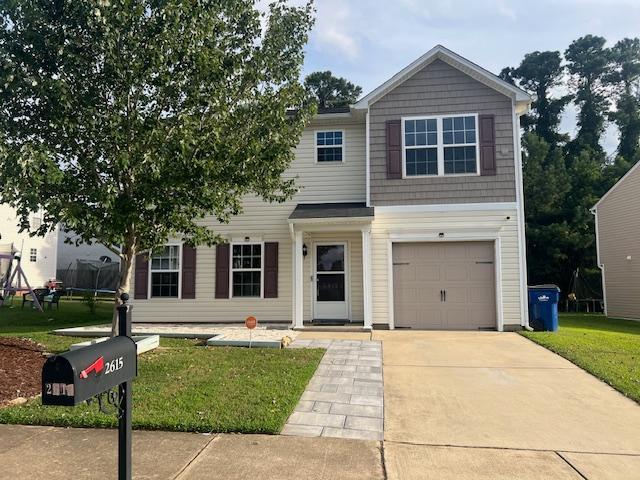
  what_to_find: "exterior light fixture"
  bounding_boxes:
[303,244,308,257]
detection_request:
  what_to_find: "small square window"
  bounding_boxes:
[316,131,344,162]
[29,248,37,262]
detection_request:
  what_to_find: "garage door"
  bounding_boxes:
[393,242,496,330]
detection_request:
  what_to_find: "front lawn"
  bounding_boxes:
[521,314,640,403]
[0,302,323,433]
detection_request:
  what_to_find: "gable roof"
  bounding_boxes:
[592,160,640,210]
[353,45,532,113]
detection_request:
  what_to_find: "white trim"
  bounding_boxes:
[401,113,480,178]
[365,110,371,207]
[229,241,264,299]
[375,202,517,214]
[294,230,304,328]
[593,159,640,209]
[361,227,373,329]
[148,242,182,300]
[353,45,531,110]
[314,129,345,164]
[512,102,529,327]
[312,241,350,321]
[591,207,608,316]
[387,235,505,331]
[288,216,373,226]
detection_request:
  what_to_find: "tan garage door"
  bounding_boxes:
[393,242,496,330]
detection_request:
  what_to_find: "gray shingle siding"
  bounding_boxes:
[369,59,517,205]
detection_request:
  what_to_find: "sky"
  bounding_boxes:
[291,0,640,154]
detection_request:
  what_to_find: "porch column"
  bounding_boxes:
[362,226,373,330]
[294,229,304,329]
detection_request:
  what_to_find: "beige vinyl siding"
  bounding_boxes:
[130,119,366,322]
[596,164,640,320]
[370,208,522,327]
[369,58,517,205]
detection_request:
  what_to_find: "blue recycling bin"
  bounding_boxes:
[528,285,560,331]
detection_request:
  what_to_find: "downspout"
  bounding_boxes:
[590,206,607,316]
[512,99,530,329]
[365,109,371,207]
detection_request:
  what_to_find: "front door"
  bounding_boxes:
[314,243,348,320]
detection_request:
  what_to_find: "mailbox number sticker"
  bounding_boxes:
[105,357,124,374]
[45,383,75,397]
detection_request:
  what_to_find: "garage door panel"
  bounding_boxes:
[393,242,496,330]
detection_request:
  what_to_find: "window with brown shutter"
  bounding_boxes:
[479,114,497,176]
[386,119,402,179]
[264,242,278,298]
[215,243,230,299]
[181,246,197,299]
[134,253,149,299]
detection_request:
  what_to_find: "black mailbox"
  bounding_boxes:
[42,336,137,406]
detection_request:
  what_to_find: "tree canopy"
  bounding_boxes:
[304,70,362,109]
[0,0,316,328]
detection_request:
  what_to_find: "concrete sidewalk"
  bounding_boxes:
[0,424,384,480]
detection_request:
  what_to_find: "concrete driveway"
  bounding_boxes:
[375,330,640,479]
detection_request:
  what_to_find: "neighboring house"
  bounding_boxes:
[130,45,533,331]
[0,204,58,288]
[592,161,640,320]
[57,227,120,271]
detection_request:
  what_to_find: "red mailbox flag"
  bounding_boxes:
[79,356,104,379]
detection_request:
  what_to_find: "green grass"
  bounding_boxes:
[521,313,640,403]
[0,302,324,433]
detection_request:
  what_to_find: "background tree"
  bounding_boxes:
[304,71,362,109]
[608,38,640,164]
[565,35,612,154]
[0,0,315,333]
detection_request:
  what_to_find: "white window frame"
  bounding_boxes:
[29,248,37,262]
[314,129,346,164]
[401,113,480,178]
[148,243,182,299]
[230,242,264,299]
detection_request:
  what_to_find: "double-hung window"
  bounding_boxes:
[403,114,479,177]
[231,244,262,297]
[29,248,37,262]
[150,245,180,298]
[316,131,344,162]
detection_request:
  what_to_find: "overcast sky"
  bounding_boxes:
[296,0,640,154]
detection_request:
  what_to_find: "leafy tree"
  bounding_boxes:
[511,51,572,144]
[0,0,315,332]
[304,71,362,109]
[608,38,640,163]
[565,35,612,154]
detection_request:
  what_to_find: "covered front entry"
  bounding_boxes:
[392,241,497,330]
[289,203,374,329]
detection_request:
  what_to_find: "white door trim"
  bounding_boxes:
[387,235,504,331]
[312,241,350,320]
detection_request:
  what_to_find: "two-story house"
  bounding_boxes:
[130,45,532,331]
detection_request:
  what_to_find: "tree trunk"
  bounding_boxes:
[111,239,136,337]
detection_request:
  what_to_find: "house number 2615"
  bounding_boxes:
[105,357,124,374]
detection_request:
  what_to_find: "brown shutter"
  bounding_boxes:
[479,114,497,176]
[215,243,230,299]
[134,253,149,300]
[264,242,278,298]
[386,119,402,179]
[181,246,197,299]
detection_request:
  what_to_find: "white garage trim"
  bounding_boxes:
[387,233,504,331]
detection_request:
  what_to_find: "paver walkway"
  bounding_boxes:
[282,338,383,440]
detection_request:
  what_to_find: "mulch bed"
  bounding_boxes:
[0,337,46,406]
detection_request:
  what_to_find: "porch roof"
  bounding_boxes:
[288,203,374,221]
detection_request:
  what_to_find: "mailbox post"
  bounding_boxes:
[118,294,133,480]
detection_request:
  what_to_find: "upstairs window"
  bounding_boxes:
[316,131,344,162]
[150,245,180,297]
[29,248,37,262]
[402,114,479,177]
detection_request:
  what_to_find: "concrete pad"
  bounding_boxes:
[180,434,384,480]
[561,452,640,480]
[383,363,640,454]
[298,331,372,340]
[0,425,212,480]
[0,424,54,455]
[384,443,582,480]
[375,331,576,369]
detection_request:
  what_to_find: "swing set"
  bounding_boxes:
[0,243,43,311]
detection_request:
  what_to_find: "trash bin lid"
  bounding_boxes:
[528,284,561,291]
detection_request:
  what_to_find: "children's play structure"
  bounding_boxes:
[0,243,42,311]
